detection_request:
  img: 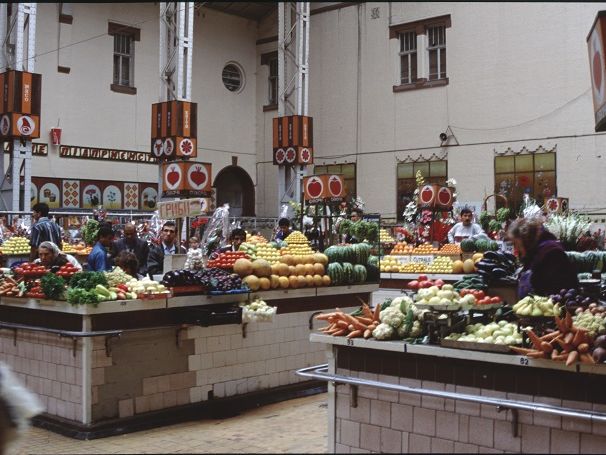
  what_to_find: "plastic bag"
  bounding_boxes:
[201,204,230,258]
[521,194,542,220]
[0,362,44,435]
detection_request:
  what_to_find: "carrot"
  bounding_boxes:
[572,330,585,347]
[564,332,575,345]
[336,320,349,329]
[577,343,590,354]
[346,330,363,339]
[527,351,547,359]
[540,331,560,341]
[510,346,539,355]
[526,329,543,350]
[332,329,348,336]
[554,315,565,332]
[363,329,372,339]
[566,350,579,366]
[355,316,373,325]
[555,337,572,352]
[362,304,373,319]
[315,313,335,320]
[553,353,569,361]
[319,323,336,332]
[373,304,381,322]
[564,312,573,331]
[348,324,355,332]
[540,342,553,353]
[580,353,596,364]
[551,349,560,360]
[326,326,342,335]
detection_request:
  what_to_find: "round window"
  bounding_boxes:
[222,63,243,92]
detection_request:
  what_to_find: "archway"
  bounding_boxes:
[214,166,255,217]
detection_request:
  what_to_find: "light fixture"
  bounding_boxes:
[439,126,459,147]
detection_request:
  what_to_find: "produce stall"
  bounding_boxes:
[298,268,606,453]
[0,227,380,438]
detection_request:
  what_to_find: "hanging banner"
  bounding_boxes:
[588,11,606,131]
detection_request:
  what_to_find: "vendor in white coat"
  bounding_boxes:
[447,208,488,243]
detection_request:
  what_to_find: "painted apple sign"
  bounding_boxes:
[305,176,324,201]
[437,187,453,208]
[590,27,606,108]
[327,175,344,198]
[187,164,209,190]
[419,184,437,207]
[164,163,182,190]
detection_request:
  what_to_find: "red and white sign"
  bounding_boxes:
[285,147,296,164]
[327,174,344,198]
[50,127,62,145]
[16,115,35,136]
[274,148,285,164]
[299,147,313,164]
[163,138,174,157]
[164,163,182,190]
[304,176,324,200]
[588,12,606,131]
[418,184,439,208]
[546,197,569,214]
[187,164,209,190]
[179,138,194,156]
[436,186,454,209]
[0,116,9,136]
[153,139,164,157]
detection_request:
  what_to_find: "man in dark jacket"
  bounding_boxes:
[147,221,186,277]
[112,223,149,276]
[29,203,63,261]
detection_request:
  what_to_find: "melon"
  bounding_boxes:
[258,277,271,290]
[304,263,315,275]
[270,275,280,289]
[243,275,260,291]
[271,263,281,275]
[304,275,314,287]
[289,276,299,289]
[292,256,302,265]
[234,258,253,277]
[280,255,295,265]
[278,276,289,288]
[277,263,290,276]
[288,265,296,275]
[304,255,315,264]
[312,263,325,275]
[252,259,272,277]
[452,260,464,274]
[313,274,323,287]
[297,275,307,288]
[313,253,329,266]
[463,259,476,274]
[295,264,306,276]
[322,275,331,286]
[472,253,484,261]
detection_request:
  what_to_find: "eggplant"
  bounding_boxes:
[490,268,509,279]
[483,251,500,261]
[503,252,517,263]
[593,347,606,363]
[475,261,497,272]
[595,335,606,349]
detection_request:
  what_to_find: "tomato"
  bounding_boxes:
[475,290,485,300]
[490,296,501,304]
[418,274,428,281]
[408,280,419,289]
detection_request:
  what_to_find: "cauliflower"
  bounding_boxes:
[372,323,395,340]
[411,304,429,321]
[410,320,423,338]
[380,307,405,328]
[390,296,414,313]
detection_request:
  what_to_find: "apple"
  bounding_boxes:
[434,279,445,288]
[329,176,342,196]
[307,178,322,198]
[190,165,207,186]
[407,280,419,289]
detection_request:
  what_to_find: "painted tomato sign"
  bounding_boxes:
[303,174,346,203]
[545,197,569,214]
[588,12,606,131]
[303,176,324,202]
[418,184,439,208]
[436,186,454,209]
[327,174,345,201]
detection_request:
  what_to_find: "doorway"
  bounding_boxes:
[214,166,255,217]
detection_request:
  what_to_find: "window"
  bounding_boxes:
[261,51,278,110]
[108,22,140,94]
[427,25,446,80]
[314,163,356,197]
[396,160,447,221]
[399,31,417,84]
[494,152,557,214]
[113,34,134,87]
[222,63,243,92]
[389,15,451,92]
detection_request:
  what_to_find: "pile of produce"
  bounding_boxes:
[511,314,595,365]
[245,234,268,244]
[0,276,24,297]
[439,244,461,255]
[160,269,200,287]
[391,242,413,254]
[184,248,204,270]
[40,274,66,300]
[123,277,166,297]
[326,262,367,285]
[324,243,371,265]
[445,321,522,345]
[241,298,277,323]
[379,229,395,243]
[407,274,445,290]
[253,243,281,263]
[426,256,454,274]
[459,289,502,306]
[67,272,111,305]
[453,274,487,292]
[104,267,134,287]
[412,243,439,255]
[233,256,331,290]
[512,295,560,317]
[474,251,517,284]
[62,243,92,256]
[54,263,79,279]
[550,287,597,309]
[413,284,459,307]
[572,305,606,338]
[0,237,31,255]
[196,268,244,293]
[398,262,427,273]
[337,220,379,242]
[565,251,606,273]
[13,263,47,277]
[206,251,250,270]
[460,238,499,253]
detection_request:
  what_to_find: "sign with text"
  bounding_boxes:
[411,255,434,265]
[158,198,212,219]
[59,145,158,164]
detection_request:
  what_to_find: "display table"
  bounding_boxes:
[0,284,377,438]
[305,334,606,454]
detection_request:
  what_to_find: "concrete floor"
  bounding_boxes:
[12,394,328,454]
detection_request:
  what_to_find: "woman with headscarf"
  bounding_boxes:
[507,218,578,298]
[34,241,82,271]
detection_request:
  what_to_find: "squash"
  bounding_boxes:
[278,276,289,288]
[304,263,315,275]
[322,275,331,286]
[313,253,329,266]
[297,275,307,288]
[252,259,272,277]
[313,274,323,287]
[312,263,325,275]
[258,277,271,290]
[304,275,314,287]
[295,264,306,276]
[288,276,299,289]
[452,260,464,274]
[277,263,290,276]
[270,275,280,289]
[243,275,260,291]
[463,259,476,274]
[234,258,253,277]
[472,253,484,261]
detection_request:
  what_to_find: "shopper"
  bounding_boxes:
[274,218,291,241]
[112,223,149,276]
[147,221,186,277]
[447,207,487,243]
[29,203,63,261]
[219,228,247,253]
[115,251,142,279]
[508,218,578,298]
[87,224,115,272]
[35,241,82,271]
[344,210,362,244]
[188,236,200,250]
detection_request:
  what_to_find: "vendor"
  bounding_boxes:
[447,208,487,243]
[219,228,246,253]
[35,241,82,271]
[146,221,186,277]
[508,218,578,298]
[87,224,115,272]
[274,218,291,241]
[344,210,362,244]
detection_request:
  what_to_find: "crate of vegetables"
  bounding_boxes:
[206,251,250,270]
[12,262,48,278]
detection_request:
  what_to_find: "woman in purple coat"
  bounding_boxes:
[508,218,578,298]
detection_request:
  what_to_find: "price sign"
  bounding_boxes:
[396,256,411,264]
[158,197,211,219]
[411,255,434,265]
